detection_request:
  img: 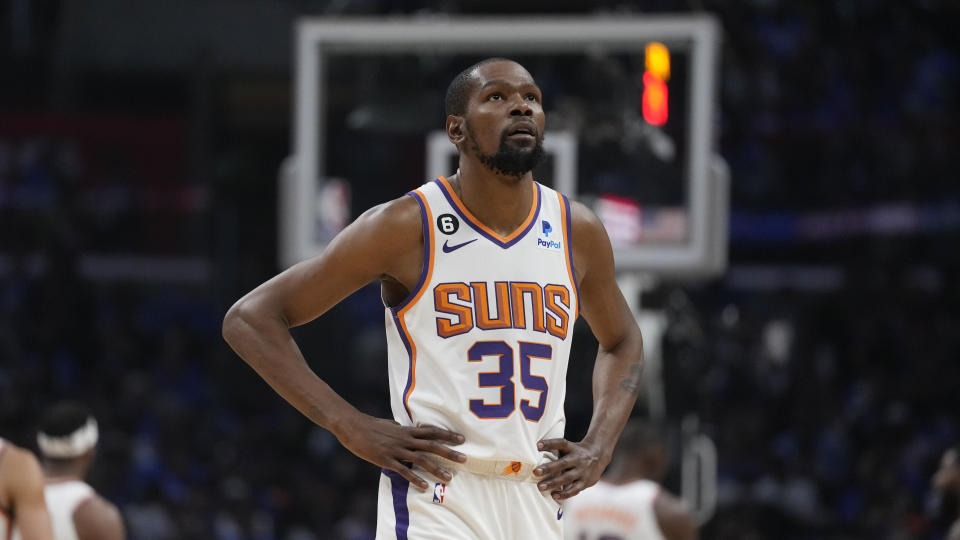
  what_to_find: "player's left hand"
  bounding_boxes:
[533,438,609,500]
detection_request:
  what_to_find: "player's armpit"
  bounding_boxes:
[653,491,699,540]
[74,496,126,540]
[5,447,54,540]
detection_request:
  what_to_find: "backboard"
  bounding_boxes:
[283,16,725,278]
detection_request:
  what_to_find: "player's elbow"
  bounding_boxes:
[222,297,256,348]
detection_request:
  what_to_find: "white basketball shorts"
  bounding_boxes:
[376,462,564,539]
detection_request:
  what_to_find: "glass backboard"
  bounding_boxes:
[283,16,725,278]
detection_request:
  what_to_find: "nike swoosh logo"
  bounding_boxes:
[442,239,477,253]
[557,507,563,520]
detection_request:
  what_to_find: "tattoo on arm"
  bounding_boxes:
[619,363,644,395]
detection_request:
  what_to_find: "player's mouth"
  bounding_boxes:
[505,123,537,141]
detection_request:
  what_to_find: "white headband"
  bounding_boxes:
[37,417,99,459]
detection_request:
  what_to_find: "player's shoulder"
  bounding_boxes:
[340,192,426,255]
[566,198,601,228]
[0,442,41,472]
[0,443,44,497]
[75,493,125,540]
[76,492,121,518]
[563,198,613,284]
[653,488,698,540]
[355,192,423,232]
[566,198,609,248]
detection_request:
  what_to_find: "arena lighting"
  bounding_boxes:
[643,41,670,126]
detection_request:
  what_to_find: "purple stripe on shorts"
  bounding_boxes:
[382,469,410,539]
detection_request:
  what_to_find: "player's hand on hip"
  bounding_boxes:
[336,415,467,490]
[533,438,606,500]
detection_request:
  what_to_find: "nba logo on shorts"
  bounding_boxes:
[433,483,446,504]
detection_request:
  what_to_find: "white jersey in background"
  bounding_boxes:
[378,177,579,538]
[564,479,667,540]
[12,479,93,540]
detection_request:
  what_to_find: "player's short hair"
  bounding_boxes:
[444,57,514,117]
[38,401,93,438]
[617,418,666,455]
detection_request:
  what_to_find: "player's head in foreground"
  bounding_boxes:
[36,401,99,478]
[444,58,546,179]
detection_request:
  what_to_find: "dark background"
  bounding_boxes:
[1,1,958,539]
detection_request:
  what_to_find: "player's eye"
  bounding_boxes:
[488,93,503,101]
[525,93,540,102]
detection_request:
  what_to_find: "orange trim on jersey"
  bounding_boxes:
[557,192,579,321]
[398,188,436,419]
[437,176,539,244]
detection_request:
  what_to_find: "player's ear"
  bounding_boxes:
[447,115,466,145]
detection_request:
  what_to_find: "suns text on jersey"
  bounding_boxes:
[433,281,572,340]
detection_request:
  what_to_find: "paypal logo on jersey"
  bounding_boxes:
[537,238,562,250]
[537,220,562,251]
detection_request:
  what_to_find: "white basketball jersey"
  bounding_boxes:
[10,478,94,540]
[385,177,579,468]
[563,479,666,540]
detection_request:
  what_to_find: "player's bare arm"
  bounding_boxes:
[74,495,126,540]
[654,491,699,540]
[534,201,644,500]
[223,194,466,491]
[1,446,54,540]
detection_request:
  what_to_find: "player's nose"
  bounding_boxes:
[510,104,533,117]
[510,96,533,116]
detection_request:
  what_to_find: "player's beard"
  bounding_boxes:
[468,125,546,179]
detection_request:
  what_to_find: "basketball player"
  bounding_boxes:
[933,444,960,540]
[0,437,54,540]
[563,419,697,540]
[20,402,125,540]
[223,57,644,538]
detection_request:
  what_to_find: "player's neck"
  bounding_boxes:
[450,163,534,237]
[43,461,87,481]
[604,460,654,485]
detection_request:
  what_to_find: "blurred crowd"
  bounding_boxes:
[2,0,958,539]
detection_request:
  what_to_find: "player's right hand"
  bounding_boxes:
[334,414,467,490]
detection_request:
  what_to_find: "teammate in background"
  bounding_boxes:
[563,419,697,540]
[933,444,960,540]
[25,402,125,540]
[0,438,54,540]
[223,57,644,538]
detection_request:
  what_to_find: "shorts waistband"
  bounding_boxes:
[423,455,545,483]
